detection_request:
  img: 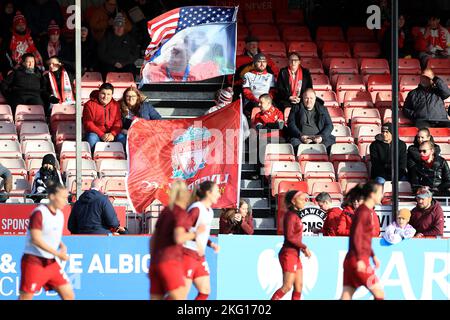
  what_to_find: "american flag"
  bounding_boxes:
[145,6,238,61]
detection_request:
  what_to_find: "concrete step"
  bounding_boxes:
[241,179,262,189]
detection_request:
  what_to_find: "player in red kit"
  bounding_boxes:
[341,181,385,300]
[19,183,74,300]
[149,181,205,300]
[271,190,311,300]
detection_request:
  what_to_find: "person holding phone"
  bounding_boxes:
[219,199,254,235]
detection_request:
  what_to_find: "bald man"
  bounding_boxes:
[403,68,450,127]
[68,179,127,234]
[287,88,335,153]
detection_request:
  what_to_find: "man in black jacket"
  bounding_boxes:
[370,123,407,180]
[68,179,127,235]
[408,141,450,195]
[0,53,47,112]
[407,127,441,172]
[403,68,450,127]
[287,88,335,153]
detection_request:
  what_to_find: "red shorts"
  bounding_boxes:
[149,259,185,295]
[183,251,210,280]
[278,249,302,273]
[20,255,69,294]
[343,255,379,289]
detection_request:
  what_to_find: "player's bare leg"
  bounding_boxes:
[193,275,210,300]
[368,282,384,300]
[18,291,34,300]
[54,284,75,300]
[167,286,189,300]
[184,278,193,296]
[292,268,303,300]
[271,271,295,300]
[340,286,356,300]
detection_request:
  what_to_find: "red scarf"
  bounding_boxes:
[47,40,61,58]
[48,67,74,103]
[399,30,405,49]
[288,67,303,97]
[425,26,448,49]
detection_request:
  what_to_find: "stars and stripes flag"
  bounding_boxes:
[144,6,238,61]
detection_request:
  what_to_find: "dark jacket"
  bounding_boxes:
[81,35,98,72]
[30,168,63,203]
[403,77,450,123]
[410,200,444,237]
[287,98,335,147]
[68,189,120,234]
[370,134,407,180]
[23,0,64,37]
[408,155,450,194]
[407,136,441,171]
[97,30,139,67]
[38,37,72,66]
[0,65,47,106]
[122,101,162,130]
[276,67,313,108]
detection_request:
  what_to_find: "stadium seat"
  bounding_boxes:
[367,74,392,103]
[335,74,366,103]
[374,91,393,111]
[271,161,302,176]
[360,59,390,81]
[383,181,413,203]
[303,161,335,183]
[288,42,318,58]
[410,26,423,38]
[383,109,413,126]
[439,144,450,161]
[60,141,92,161]
[326,107,346,125]
[398,58,421,75]
[0,158,27,176]
[62,158,97,177]
[355,124,381,144]
[98,159,128,177]
[0,122,18,141]
[26,158,43,183]
[258,41,287,58]
[5,198,34,204]
[332,124,353,143]
[50,104,76,133]
[282,26,311,42]
[0,140,21,159]
[399,75,420,92]
[358,142,371,160]
[351,108,381,134]
[426,58,450,75]
[316,90,339,107]
[23,140,56,161]
[297,144,328,162]
[248,24,280,41]
[311,74,332,91]
[341,181,365,194]
[10,175,31,195]
[245,10,274,24]
[67,176,94,194]
[321,42,352,69]
[15,104,46,123]
[346,27,375,43]
[81,72,103,88]
[271,177,303,197]
[237,40,245,53]
[398,127,418,144]
[329,58,359,85]
[337,161,368,180]
[316,26,345,43]
[19,122,51,141]
[0,105,13,122]
[54,122,76,146]
[329,143,361,163]
[277,180,308,195]
[343,90,374,122]
[300,57,324,74]
[275,10,304,25]
[271,57,288,71]
[265,143,295,158]
[429,128,450,144]
[352,42,381,59]
[310,181,343,201]
[105,72,134,87]
[0,92,6,103]
[93,142,126,160]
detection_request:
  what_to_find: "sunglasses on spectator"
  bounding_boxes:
[126,95,137,98]
[419,149,430,153]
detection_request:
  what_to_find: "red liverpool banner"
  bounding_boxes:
[127,100,243,213]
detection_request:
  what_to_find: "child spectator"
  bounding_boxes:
[383,209,416,244]
[205,87,234,114]
[252,94,284,130]
[316,192,342,236]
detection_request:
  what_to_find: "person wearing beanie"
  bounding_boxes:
[9,11,44,68]
[242,53,276,118]
[409,187,444,238]
[38,20,72,65]
[30,153,64,203]
[383,208,416,244]
[369,122,407,181]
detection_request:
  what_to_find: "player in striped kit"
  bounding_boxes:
[19,183,74,300]
[183,181,221,300]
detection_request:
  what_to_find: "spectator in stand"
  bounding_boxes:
[416,14,450,68]
[252,94,284,130]
[23,0,63,40]
[120,86,161,135]
[219,199,254,235]
[287,88,335,153]
[403,68,450,127]
[316,192,342,237]
[81,24,98,73]
[68,179,127,235]
[242,53,276,118]
[383,208,416,244]
[30,154,64,203]
[0,1,16,43]
[97,13,139,76]
[408,140,450,195]
[45,56,74,107]
[87,0,132,42]
[337,184,364,237]
[369,123,407,181]
[381,14,415,60]
[38,21,71,67]
[9,11,44,68]
[0,53,47,112]
[205,87,234,114]
[407,127,441,171]
[0,162,12,203]
[276,52,313,111]
[83,82,126,152]
[409,187,444,238]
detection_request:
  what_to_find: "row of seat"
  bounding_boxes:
[80,72,134,101]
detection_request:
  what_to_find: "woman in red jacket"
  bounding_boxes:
[337,185,364,236]
[271,190,311,300]
[219,199,254,235]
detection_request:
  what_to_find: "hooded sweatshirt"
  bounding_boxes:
[68,189,119,234]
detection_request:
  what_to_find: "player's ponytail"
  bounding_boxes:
[196,181,216,201]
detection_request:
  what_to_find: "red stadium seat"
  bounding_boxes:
[398,58,421,75]
[297,144,329,162]
[81,72,103,87]
[275,10,304,25]
[342,90,374,122]
[374,91,393,112]
[0,92,6,103]
[429,128,450,143]
[0,158,27,176]
[329,58,359,85]
[360,58,390,81]
[278,180,308,195]
[10,175,31,196]
[355,124,381,144]
[327,107,346,125]
[282,26,312,42]
[15,105,46,123]
[311,74,332,91]
[248,24,280,41]
[367,74,392,103]
[50,104,76,133]
[352,42,381,59]
[237,25,249,41]
[258,41,287,58]
[0,140,22,159]
[321,41,351,58]
[245,10,274,24]
[426,58,450,75]
[439,144,450,161]
[335,74,366,103]
[383,109,413,126]
[0,122,18,141]
[63,159,97,178]
[23,140,56,161]
[337,161,368,180]
[399,127,418,144]
[310,182,343,201]
[399,75,420,92]
[332,124,353,143]
[346,27,375,43]
[237,40,246,53]
[0,105,13,122]
[265,143,295,159]
[54,122,75,147]
[67,176,94,194]
[351,108,382,134]
[316,26,345,43]
[272,177,302,197]
[97,159,128,178]
[300,57,324,74]
[330,143,361,163]
[105,72,134,87]
[303,162,335,189]
[288,42,318,58]
[271,57,288,71]
[316,90,339,107]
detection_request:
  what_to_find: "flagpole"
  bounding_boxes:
[75,0,82,199]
